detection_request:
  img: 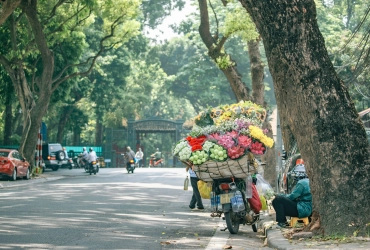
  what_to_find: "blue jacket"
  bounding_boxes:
[286,178,312,218]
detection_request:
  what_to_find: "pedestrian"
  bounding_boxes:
[63,147,69,159]
[135,148,144,167]
[272,159,312,228]
[186,165,204,211]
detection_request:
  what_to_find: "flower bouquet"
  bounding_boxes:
[173,101,274,182]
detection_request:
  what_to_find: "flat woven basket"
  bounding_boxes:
[182,153,258,182]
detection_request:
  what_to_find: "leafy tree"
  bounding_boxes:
[197,0,259,101]
[0,0,141,166]
[239,0,370,236]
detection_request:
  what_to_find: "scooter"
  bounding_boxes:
[88,160,99,175]
[149,155,164,167]
[210,177,261,234]
[127,159,135,173]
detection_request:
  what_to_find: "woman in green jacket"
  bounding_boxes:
[272,160,312,228]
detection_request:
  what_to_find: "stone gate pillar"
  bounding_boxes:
[127,119,136,149]
[174,120,185,166]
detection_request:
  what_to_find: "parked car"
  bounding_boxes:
[42,143,66,171]
[0,149,31,181]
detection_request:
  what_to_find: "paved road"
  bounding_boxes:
[0,168,272,250]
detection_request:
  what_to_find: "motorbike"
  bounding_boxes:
[76,154,89,170]
[210,177,260,234]
[127,159,135,173]
[88,160,100,175]
[149,155,164,167]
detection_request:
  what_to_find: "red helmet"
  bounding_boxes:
[296,158,304,165]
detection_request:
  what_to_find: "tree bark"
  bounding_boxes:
[197,0,251,101]
[95,118,103,145]
[0,0,21,26]
[240,0,370,236]
[3,81,13,145]
[247,38,276,185]
[248,39,265,105]
[56,105,74,144]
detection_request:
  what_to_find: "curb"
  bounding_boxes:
[262,220,292,250]
[0,176,65,189]
[266,226,292,250]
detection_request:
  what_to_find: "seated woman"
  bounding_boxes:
[272,159,312,228]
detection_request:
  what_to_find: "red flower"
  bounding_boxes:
[191,144,203,151]
[186,135,207,147]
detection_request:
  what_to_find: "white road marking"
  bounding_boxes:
[205,219,229,250]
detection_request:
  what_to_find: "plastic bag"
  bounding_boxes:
[255,174,274,199]
[259,195,267,210]
[247,184,262,213]
[197,180,212,199]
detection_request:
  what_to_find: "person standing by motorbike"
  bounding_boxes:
[186,165,204,211]
[126,146,136,169]
[135,148,144,168]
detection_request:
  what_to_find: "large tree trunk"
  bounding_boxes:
[240,0,370,236]
[95,118,103,145]
[3,81,13,145]
[247,38,276,184]
[197,0,251,101]
[248,39,265,105]
[56,106,74,144]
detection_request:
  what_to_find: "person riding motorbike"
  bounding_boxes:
[126,146,136,169]
[152,148,162,162]
[87,147,97,167]
[78,147,89,168]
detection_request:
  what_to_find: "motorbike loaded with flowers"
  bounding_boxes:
[173,101,274,234]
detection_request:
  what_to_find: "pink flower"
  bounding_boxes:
[238,135,252,148]
[217,135,235,148]
[208,133,221,140]
[227,145,245,159]
[250,141,265,155]
[226,130,238,139]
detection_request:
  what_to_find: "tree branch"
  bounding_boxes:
[0,0,21,26]
[51,17,127,91]
[0,54,16,82]
[44,0,69,24]
[21,0,54,92]
[208,0,219,40]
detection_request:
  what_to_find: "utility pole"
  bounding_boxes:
[275,111,283,193]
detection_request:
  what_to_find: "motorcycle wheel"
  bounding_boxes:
[225,211,240,234]
[252,223,257,232]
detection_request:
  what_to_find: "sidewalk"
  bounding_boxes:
[0,173,64,189]
[263,212,370,250]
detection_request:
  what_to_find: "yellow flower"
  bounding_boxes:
[249,125,274,148]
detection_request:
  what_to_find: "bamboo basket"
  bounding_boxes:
[182,152,258,182]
